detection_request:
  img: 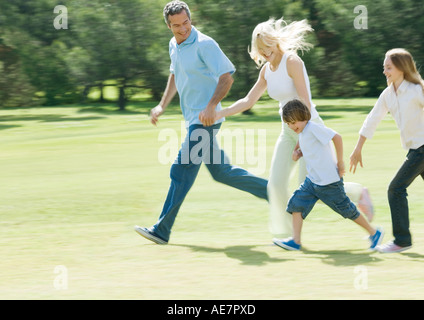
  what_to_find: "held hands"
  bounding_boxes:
[199,108,221,127]
[292,148,303,161]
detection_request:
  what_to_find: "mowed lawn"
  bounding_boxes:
[1,99,424,300]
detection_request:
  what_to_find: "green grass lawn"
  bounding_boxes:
[1,98,424,300]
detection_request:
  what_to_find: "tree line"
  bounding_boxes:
[1,0,423,109]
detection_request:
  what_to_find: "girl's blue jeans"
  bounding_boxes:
[388,144,424,247]
[152,123,268,242]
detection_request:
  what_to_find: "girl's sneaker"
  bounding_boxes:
[273,237,301,251]
[369,228,384,250]
[377,241,412,253]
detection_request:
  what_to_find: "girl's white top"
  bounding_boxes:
[264,52,319,120]
[360,80,424,150]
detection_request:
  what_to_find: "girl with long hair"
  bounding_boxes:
[350,48,424,253]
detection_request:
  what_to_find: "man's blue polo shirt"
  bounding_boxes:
[169,26,236,127]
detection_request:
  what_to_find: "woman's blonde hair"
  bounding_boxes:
[249,18,314,67]
[386,48,424,91]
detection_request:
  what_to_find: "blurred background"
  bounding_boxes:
[1,0,424,110]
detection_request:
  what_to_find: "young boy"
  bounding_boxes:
[273,99,383,251]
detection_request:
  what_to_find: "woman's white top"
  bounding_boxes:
[264,52,319,120]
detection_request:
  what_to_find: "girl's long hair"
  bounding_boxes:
[249,18,314,68]
[386,48,424,92]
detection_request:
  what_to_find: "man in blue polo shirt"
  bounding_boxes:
[135,1,268,244]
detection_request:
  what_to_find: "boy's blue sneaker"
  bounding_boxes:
[369,228,384,250]
[273,237,301,251]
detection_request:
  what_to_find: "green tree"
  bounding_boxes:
[310,0,424,96]
[64,0,169,110]
[1,0,171,109]
[0,0,76,106]
[0,41,36,107]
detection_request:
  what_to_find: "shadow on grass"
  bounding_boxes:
[0,99,375,133]
[0,99,374,124]
[77,105,146,115]
[76,102,282,123]
[0,114,105,123]
[0,124,22,130]
[0,114,106,131]
[400,252,424,261]
[301,248,383,266]
[316,104,373,114]
[173,244,292,266]
[173,244,384,266]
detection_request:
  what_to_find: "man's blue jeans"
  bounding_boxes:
[152,123,268,242]
[388,144,424,247]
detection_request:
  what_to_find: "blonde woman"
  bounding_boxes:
[208,18,373,237]
[350,48,424,253]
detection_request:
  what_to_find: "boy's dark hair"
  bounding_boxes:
[282,99,311,123]
[163,1,191,26]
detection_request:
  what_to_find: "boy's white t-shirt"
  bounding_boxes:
[298,121,340,186]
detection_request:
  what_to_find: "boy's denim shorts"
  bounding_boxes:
[287,177,360,220]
